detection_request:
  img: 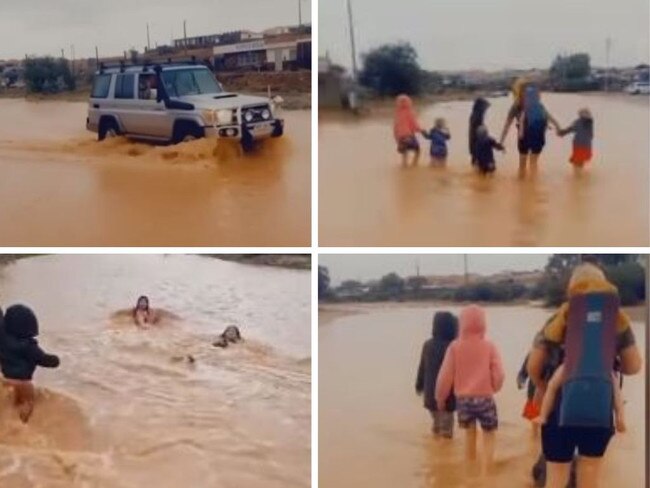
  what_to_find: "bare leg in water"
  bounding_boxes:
[529,153,540,178]
[481,430,496,477]
[465,423,478,460]
[546,461,572,488]
[13,381,36,423]
[519,153,528,179]
[576,456,603,488]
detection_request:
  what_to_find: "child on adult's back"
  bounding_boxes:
[436,305,505,477]
[415,311,459,438]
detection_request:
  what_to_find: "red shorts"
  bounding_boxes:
[570,145,592,166]
[522,399,540,420]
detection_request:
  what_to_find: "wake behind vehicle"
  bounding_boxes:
[86,60,284,150]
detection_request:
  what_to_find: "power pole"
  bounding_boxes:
[605,37,612,92]
[60,48,65,59]
[346,0,358,79]
[70,44,75,76]
[183,20,188,53]
[147,23,151,51]
[298,0,302,26]
[463,255,469,285]
[95,46,99,66]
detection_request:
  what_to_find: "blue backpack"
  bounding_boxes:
[523,85,547,132]
[558,292,618,428]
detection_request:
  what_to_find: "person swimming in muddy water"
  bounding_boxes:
[394,94,422,166]
[133,295,158,328]
[525,261,642,488]
[0,305,60,423]
[212,325,243,348]
[499,79,562,178]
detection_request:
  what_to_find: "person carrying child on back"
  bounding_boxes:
[393,94,422,166]
[436,305,505,476]
[422,118,451,166]
[526,261,642,488]
[474,125,504,175]
[557,108,594,171]
[415,311,459,438]
[0,304,60,423]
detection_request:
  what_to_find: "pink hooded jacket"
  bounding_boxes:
[435,305,505,405]
[393,95,421,141]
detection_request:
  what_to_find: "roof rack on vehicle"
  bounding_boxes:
[97,56,210,74]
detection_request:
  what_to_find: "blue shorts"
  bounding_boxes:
[397,136,420,154]
[457,397,498,431]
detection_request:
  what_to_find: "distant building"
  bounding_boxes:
[173,30,262,49]
[212,33,311,71]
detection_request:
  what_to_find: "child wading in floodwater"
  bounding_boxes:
[558,108,594,171]
[394,94,422,166]
[469,97,490,167]
[416,311,459,438]
[436,305,505,476]
[474,125,504,175]
[0,305,60,423]
[422,118,451,166]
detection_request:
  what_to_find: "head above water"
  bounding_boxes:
[578,107,592,120]
[432,311,458,341]
[471,97,490,118]
[459,304,486,339]
[3,304,39,339]
[135,296,150,312]
[568,263,607,290]
[395,94,413,110]
[222,325,242,343]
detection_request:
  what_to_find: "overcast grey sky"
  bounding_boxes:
[320,0,649,71]
[0,0,312,60]
[320,254,551,285]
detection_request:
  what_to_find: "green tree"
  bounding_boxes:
[359,42,422,96]
[318,266,331,300]
[405,275,427,297]
[23,56,75,93]
[378,272,405,299]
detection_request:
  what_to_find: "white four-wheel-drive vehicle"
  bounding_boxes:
[86,61,284,150]
[624,81,650,95]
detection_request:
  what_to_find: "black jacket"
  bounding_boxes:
[475,135,504,173]
[469,98,490,162]
[0,305,60,381]
[416,311,458,411]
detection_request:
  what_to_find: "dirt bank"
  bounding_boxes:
[208,255,311,270]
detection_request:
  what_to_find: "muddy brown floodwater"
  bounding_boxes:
[319,93,649,246]
[0,99,310,246]
[319,304,646,488]
[0,255,311,488]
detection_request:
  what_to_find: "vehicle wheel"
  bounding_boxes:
[271,122,284,138]
[172,123,203,144]
[98,118,120,141]
[240,130,255,152]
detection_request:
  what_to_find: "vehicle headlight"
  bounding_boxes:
[261,109,271,120]
[216,109,233,125]
[201,109,216,125]
[243,110,254,123]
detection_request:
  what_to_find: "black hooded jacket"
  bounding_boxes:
[0,305,60,381]
[415,311,459,411]
[468,98,490,162]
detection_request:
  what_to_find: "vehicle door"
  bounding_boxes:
[112,73,138,133]
[128,73,174,138]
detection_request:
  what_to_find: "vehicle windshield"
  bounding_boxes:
[161,68,223,97]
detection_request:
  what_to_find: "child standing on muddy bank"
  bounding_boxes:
[436,305,504,476]
[394,94,422,166]
[415,311,459,438]
[0,305,60,423]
